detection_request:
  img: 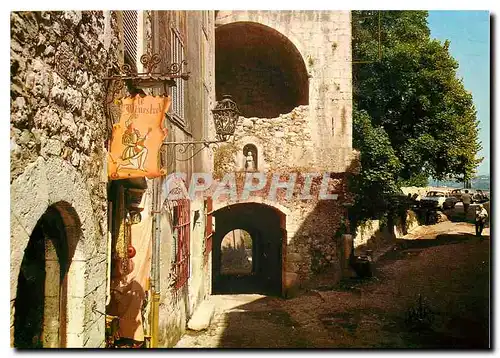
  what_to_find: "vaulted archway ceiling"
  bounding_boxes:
[216,22,309,118]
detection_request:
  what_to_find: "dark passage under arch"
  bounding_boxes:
[212,203,285,296]
[14,206,69,348]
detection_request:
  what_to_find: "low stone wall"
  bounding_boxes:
[354,209,421,257]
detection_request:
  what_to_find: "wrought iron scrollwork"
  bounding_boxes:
[103,52,191,143]
[103,52,190,84]
[162,140,221,168]
[140,53,162,74]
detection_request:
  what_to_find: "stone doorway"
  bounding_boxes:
[212,203,286,296]
[13,204,74,348]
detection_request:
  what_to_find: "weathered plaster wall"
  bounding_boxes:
[10,11,119,347]
[154,10,215,347]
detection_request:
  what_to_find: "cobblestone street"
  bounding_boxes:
[176,220,490,348]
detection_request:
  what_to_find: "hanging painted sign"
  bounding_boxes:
[108,95,171,179]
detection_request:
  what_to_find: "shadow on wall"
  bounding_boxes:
[353,220,395,258]
[215,21,309,118]
[13,202,80,348]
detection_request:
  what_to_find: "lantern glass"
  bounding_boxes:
[211,95,240,141]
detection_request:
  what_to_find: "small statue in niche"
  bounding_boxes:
[243,143,258,171]
[245,151,255,171]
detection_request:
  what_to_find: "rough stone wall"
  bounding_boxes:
[232,106,313,171]
[10,11,120,347]
[212,107,357,286]
[208,169,352,289]
[212,10,356,290]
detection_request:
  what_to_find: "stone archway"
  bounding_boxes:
[212,203,286,296]
[13,204,71,348]
[215,21,309,118]
[220,228,254,276]
[10,157,106,348]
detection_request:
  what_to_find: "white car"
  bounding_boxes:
[420,191,457,210]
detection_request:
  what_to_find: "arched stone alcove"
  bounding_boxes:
[216,21,309,118]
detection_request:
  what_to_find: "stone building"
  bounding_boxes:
[10,10,216,348]
[10,9,356,349]
[210,10,358,297]
[10,11,120,347]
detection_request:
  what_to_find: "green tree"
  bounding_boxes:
[349,108,402,229]
[352,11,482,184]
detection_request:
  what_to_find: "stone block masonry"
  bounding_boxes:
[10,11,120,347]
[213,10,357,293]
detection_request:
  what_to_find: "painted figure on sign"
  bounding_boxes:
[116,116,152,172]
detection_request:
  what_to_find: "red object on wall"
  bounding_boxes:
[173,199,191,289]
[127,245,137,259]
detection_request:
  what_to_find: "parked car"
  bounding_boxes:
[420,191,457,210]
[450,189,464,202]
[450,188,489,204]
[473,189,489,203]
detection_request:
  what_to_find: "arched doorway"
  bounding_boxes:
[216,21,309,118]
[13,204,73,348]
[212,203,286,296]
[10,157,103,347]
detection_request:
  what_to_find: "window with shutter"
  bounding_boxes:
[170,27,185,124]
[204,197,213,265]
[123,10,138,71]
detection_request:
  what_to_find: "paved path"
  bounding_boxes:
[175,220,490,348]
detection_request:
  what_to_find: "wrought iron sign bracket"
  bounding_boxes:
[162,94,241,165]
[103,53,190,145]
[103,53,190,101]
[162,139,225,166]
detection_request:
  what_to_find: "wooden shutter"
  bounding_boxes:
[123,10,138,70]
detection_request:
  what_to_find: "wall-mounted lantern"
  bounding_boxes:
[162,94,241,163]
[211,95,241,142]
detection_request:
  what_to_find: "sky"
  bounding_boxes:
[427,11,490,176]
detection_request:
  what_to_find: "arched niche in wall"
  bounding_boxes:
[216,21,309,118]
[235,136,266,172]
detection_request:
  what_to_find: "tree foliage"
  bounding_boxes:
[349,108,402,228]
[352,11,482,184]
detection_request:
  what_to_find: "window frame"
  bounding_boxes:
[122,10,139,72]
